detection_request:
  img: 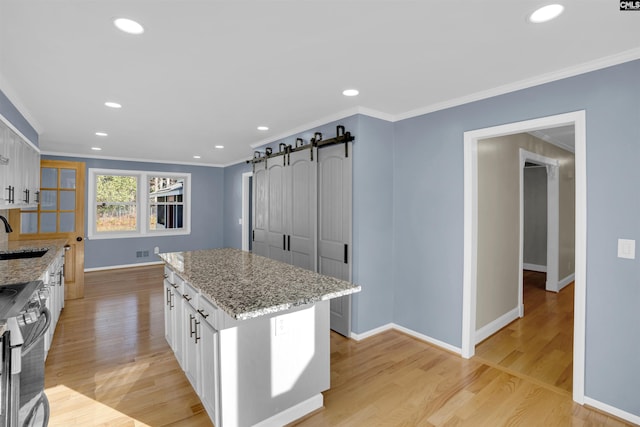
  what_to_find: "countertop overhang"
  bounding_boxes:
[0,239,68,285]
[159,248,361,321]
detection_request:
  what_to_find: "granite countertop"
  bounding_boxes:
[159,248,361,321]
[0,239,68,285]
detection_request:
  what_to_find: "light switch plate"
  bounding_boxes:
[617,238,635,259]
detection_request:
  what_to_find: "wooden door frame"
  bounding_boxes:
[462,110,586,404]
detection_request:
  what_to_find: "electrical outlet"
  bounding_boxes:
[154,246,160,254]
[274,316,289,336]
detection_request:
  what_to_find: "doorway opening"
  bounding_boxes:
[462,110,586,404]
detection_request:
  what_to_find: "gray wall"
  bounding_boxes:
[391,60,639,415]
[524,166,548,267]
[43,155,225,269]
[476,134,575,329]
[0,89,38,146]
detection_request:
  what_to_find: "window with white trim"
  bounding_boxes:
[88,168,191,239]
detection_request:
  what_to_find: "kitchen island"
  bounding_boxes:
[159,248,361,427]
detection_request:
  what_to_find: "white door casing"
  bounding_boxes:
[462,110,586,405]
[519,149,560,300]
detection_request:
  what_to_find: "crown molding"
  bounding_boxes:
[40,150,225,168]
[0,72,43,134]
[394,47,640,122]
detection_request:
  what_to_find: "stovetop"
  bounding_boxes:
[0,281,43,320]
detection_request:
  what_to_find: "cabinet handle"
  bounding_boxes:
[35,191,40,204]
[5,186,14,204]
[169,291,174,309]
[166,288,171,306]
[163,273,169,279]
[23,189,30,204]
[183,294,192,302]
[189,314,195,337]
[195,319,201,344]
[197,308,209,319]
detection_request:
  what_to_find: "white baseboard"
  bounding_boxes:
[350,323,461,355]
[558,273,575,291]
[350,323,394,341]
[584,396,640,426]
[252,394,323,427]
[523,263,547,272]
[84,260,164,272]
[475,307,520,344]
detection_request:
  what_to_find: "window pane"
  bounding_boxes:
[20,212,38,234]
[40,190,57,210]
[148,176,184,231]
[96,203,137,232]
[96,175,137,203]
[41,168,57,188]
[60,169,76,189]
[60,190,75,210]
[41,213,57,233]
[60,212,75,232]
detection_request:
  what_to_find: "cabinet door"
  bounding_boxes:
[289,147,317,270]
[266,161,289,263]
[183,303,200,394]
[318,143,353,336]
[199,318,219,424]
[163,279,175,348]
[251,164,269,257]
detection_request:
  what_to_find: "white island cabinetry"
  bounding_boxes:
[160,248,360,427]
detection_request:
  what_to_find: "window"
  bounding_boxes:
[88,168,191,239]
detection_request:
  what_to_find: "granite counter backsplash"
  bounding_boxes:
[159,248,361,321]
[0,239,68,285]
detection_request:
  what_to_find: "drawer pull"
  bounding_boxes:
[183,294,192,302]
[197,309,209,319]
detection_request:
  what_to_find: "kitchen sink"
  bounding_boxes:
[0,248,48,260]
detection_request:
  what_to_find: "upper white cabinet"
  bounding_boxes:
[0,116,40,209]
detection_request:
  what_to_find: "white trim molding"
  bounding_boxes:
[462,110,587,408]
[84,260,164,272]
[584,397,640,426]
[475,307,520,345]
[350,323,462,355]
[523,263,547,272]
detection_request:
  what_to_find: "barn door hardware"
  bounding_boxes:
[279,143,288,165]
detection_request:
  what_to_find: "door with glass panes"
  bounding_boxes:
[10,159,85,299]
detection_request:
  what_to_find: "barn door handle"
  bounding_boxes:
[344,244,348,264]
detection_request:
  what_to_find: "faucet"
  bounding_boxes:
[0,215,12,233]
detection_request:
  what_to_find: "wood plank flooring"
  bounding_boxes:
[475,270,574,394]
[44,266,633,426]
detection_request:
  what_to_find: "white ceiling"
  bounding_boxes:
[1,1,638,166]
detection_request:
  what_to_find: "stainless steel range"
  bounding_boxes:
[0,280,50,427]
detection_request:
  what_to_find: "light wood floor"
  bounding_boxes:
[475,270,574,394]
[44,266,633,426]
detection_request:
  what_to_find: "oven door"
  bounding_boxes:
[1,329,11,427]
[18,306,51,427]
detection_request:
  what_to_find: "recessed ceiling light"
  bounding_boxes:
[257,126,269,131]
[528,4,564,23]
[95,132,108,137]
[342,89,359,97]
[114,18,144,35]
[193,155,201,159]
[104,101,122,109]
[215,145,224,149]
[91,147,102,151]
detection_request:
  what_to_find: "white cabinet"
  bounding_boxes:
[197,296,219,423]
[42,249,66,358]
[0,117,40,209]
[163,268,176,350]
[182,282,200,394]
